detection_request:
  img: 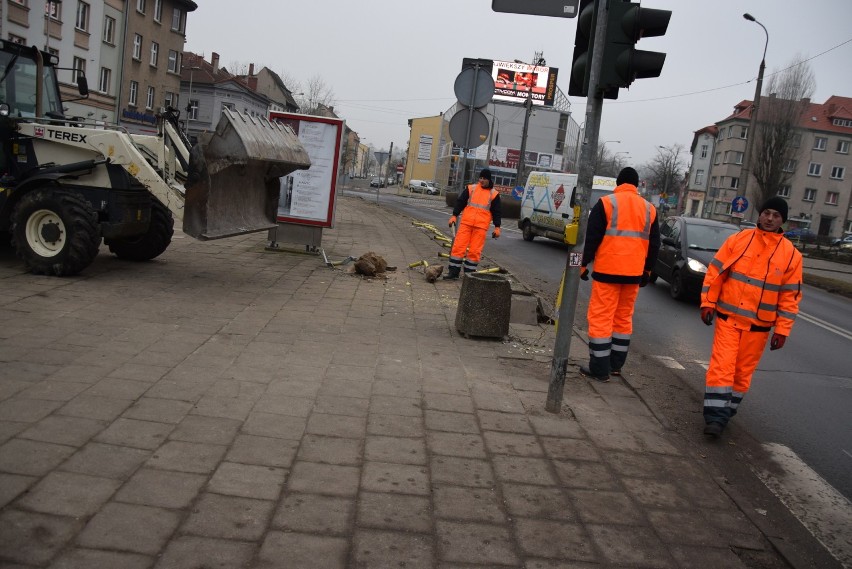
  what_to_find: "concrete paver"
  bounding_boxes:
[0,194,837,568]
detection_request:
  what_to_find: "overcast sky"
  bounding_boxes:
[185,0,852,167]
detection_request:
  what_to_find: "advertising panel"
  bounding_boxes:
[491,60,559,107]
[269,112,345,228]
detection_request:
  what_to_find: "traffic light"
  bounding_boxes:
[598,0,671,99]
[568,0,596,97]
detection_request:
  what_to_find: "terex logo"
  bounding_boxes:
[47,129,87,144]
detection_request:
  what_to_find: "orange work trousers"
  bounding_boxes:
[449,223,488,272]
[586,280,639,377]
[703,313,769,426]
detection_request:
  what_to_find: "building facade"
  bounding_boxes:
[707,96,852,238]
[685,125,717,218]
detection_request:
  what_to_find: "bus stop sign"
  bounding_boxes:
[492,0,579,18]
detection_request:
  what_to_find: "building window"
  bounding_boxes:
[171,8,184,32]
[8,33,27,45]
[733,151,743,165]
[72,56,86,80]
[715,201,732,215]
[222,102,235,112]
[783,159,797,173]
[700,144,708,159]
[146,86,155,109]
[791,133,802,148]
[730,177,739,189]
[777,185,791,197]
[150,42,159,67]
[717,129,725,141]
[129,81,138,106]
[826,191,839,205]
[807,162,822,176]
[133,34,142,60]
[714,152,721,165]
[813,136,827,151]
[98,67,111,94]
[164,91,176,108]
[168,50,179,73]
[45,1,61,20]
[837,140,850,154]
[830,166,845,180]
[739,126,748,139]
[695,169,704,185]
[803,188,816,202]
[75,1,90,32]
[833,118,852,127]
[189,100,199,120]
[154,0,162,21]
[103,16,116,44]
[137,0,146,14]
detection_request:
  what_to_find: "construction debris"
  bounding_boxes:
[424,265,444,282]
[353,252,388,276]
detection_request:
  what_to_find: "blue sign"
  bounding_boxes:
[511,185,525,200]
[731,196,749,213]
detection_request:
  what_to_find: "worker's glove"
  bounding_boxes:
[448,216,457,228]
[492,227,501,239]
[580,266,589,281]
[770,333,787,351]
[700,307,715,326]
[639,271,650,288]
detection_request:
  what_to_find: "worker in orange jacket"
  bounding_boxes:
[580,167,660,382]
[700,197,802,438]
[445,168,502,279]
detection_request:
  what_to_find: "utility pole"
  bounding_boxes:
[546,1,606,412]
[515,53,544,185]
[740,13,769,219]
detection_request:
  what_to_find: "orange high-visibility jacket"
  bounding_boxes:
[592,184,657,277]
[701,228,802,336]
[457,183,500,230]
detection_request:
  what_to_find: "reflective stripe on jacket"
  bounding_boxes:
[460,183,499,230]
[592,184,657,277]
[700,228,802,335]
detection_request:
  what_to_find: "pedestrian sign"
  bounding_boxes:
[731,196,749,214]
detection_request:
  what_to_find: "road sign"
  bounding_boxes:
[492,0,579,18]
[454,67,495,109]
[731,195,749,214]
[512,185,525,200]
[448,108,489,149]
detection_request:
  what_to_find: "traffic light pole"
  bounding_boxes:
[546,0,607,413]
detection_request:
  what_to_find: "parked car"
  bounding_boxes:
[369,177,385,188]
[408,180,439,195]
[651,217,740,300]
[739,220,757,229]
[784,227,817,243]
[831,235,852,250]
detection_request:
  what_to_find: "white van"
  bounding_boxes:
[408,180,439,195]
[517,172,616,245]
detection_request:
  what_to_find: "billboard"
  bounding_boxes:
[492,60,559,107]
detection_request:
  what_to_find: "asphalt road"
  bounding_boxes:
[352,183,852,504]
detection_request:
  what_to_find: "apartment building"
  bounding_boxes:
[118,0,197,133]
[697,95,852,238]
[685,125,717,217]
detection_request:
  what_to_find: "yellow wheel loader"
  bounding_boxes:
[0,41,311,276]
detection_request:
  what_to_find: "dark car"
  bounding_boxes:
[831,235,852,250]
[651,217,740,300]
[784,227,817,243]
[369,177,385,188]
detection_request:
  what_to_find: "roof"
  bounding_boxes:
[718,95,852,134]
[180,52,235,85]
[690,125,718,153]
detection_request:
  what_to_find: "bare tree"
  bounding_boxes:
[296,75,336,116]
[643,144,686,212]
[751,56,816,205]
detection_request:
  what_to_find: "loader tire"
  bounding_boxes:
[11,187,101,277]
[106,200,174,261]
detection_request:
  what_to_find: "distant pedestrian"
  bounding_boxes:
[699,197,802,438]
[579,167,660,382]
[445,168,502,279]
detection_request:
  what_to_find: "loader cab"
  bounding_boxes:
[0,40,65,120]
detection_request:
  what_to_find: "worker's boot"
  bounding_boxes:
[443,265,460,280]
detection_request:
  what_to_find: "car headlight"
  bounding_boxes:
[687,257,708,273]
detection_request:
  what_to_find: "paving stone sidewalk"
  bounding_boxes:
[0,195,817,568]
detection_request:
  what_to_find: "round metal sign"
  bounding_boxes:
[448,108,490,149]
[731,195,749,213]
[454,68,495,109]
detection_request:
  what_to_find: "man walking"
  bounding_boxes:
[580,167,660,382]
[445,168,502,279]
[700,197,802,438]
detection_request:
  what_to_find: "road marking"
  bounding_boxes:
[797,311,852,342]
[650,355,685,369]
[754,443,852,568]
[843,449,852,460]
[693,360,710,370]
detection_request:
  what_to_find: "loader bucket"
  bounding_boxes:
[183,109,311,240]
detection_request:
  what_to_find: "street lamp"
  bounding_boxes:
[485,107,500,169]
[573,121,585,173]
[595,140,620,171]
[182,65,201,133]
[740,13,769,216]
[514,55,545,185]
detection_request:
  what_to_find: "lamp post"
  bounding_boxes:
[485,107,500,169]
[514,55,545,186]
[573,121,585,173]
[182,65,201,134]
[740,13,769,218]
